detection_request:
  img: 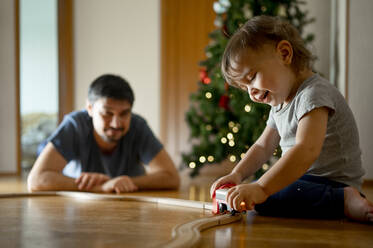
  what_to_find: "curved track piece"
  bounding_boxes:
[163,213,242,248]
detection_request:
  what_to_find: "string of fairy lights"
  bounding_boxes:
[188,91,273,172]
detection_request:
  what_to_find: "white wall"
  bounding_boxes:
[0,0,18,173]
[348,0,373,179]
[303,0,331,79]
[74,0,161,135]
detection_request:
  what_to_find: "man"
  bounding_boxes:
[28,74,180,193]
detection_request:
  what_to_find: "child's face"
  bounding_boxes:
[231,41,298,106]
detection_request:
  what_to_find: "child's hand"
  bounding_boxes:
[226,182,268,211]
[210,172,242,198]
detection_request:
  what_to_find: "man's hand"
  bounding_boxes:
[75,172,110,191]
[101,176,138,193]
[226,182,269,212]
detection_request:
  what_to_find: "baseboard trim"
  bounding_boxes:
[0,173,19,177]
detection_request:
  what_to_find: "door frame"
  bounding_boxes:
[13,0,74,175]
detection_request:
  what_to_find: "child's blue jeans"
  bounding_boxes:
[255,174,346,219]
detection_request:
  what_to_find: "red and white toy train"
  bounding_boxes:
[212,183,237,215]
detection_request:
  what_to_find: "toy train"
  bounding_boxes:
[212,183,237,215]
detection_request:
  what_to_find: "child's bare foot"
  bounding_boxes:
[344,186,373,223]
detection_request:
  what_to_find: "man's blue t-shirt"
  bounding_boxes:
[48,110,163,178]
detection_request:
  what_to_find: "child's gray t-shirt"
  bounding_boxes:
[267,74,365,190]
[48,110,163,179]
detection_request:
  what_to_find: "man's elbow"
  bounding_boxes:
[27,178,39,192]
[28,184,41,193]
[27,173,49,192]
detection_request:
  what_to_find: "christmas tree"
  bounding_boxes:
[182,0,315,177]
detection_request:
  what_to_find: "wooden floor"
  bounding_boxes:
[1,172,373,248]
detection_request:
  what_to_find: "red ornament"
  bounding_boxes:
[203,77,211,84]
[219,95,230,110]
[199,68,211,84]
[199,68,207,81]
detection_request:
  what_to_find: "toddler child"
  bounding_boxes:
[210,15,373,222]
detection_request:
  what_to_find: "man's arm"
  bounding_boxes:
[131,148,180,190]
[28,142,109,192]
[27,142,80,192]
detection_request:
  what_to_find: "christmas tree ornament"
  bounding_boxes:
[218,95,230,110]
[203,77,211,84]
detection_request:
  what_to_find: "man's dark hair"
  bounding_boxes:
[88,74,135,105]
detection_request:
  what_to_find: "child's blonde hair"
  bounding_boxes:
[221,15,314,85]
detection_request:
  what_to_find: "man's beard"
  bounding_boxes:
[102,127,125,143]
